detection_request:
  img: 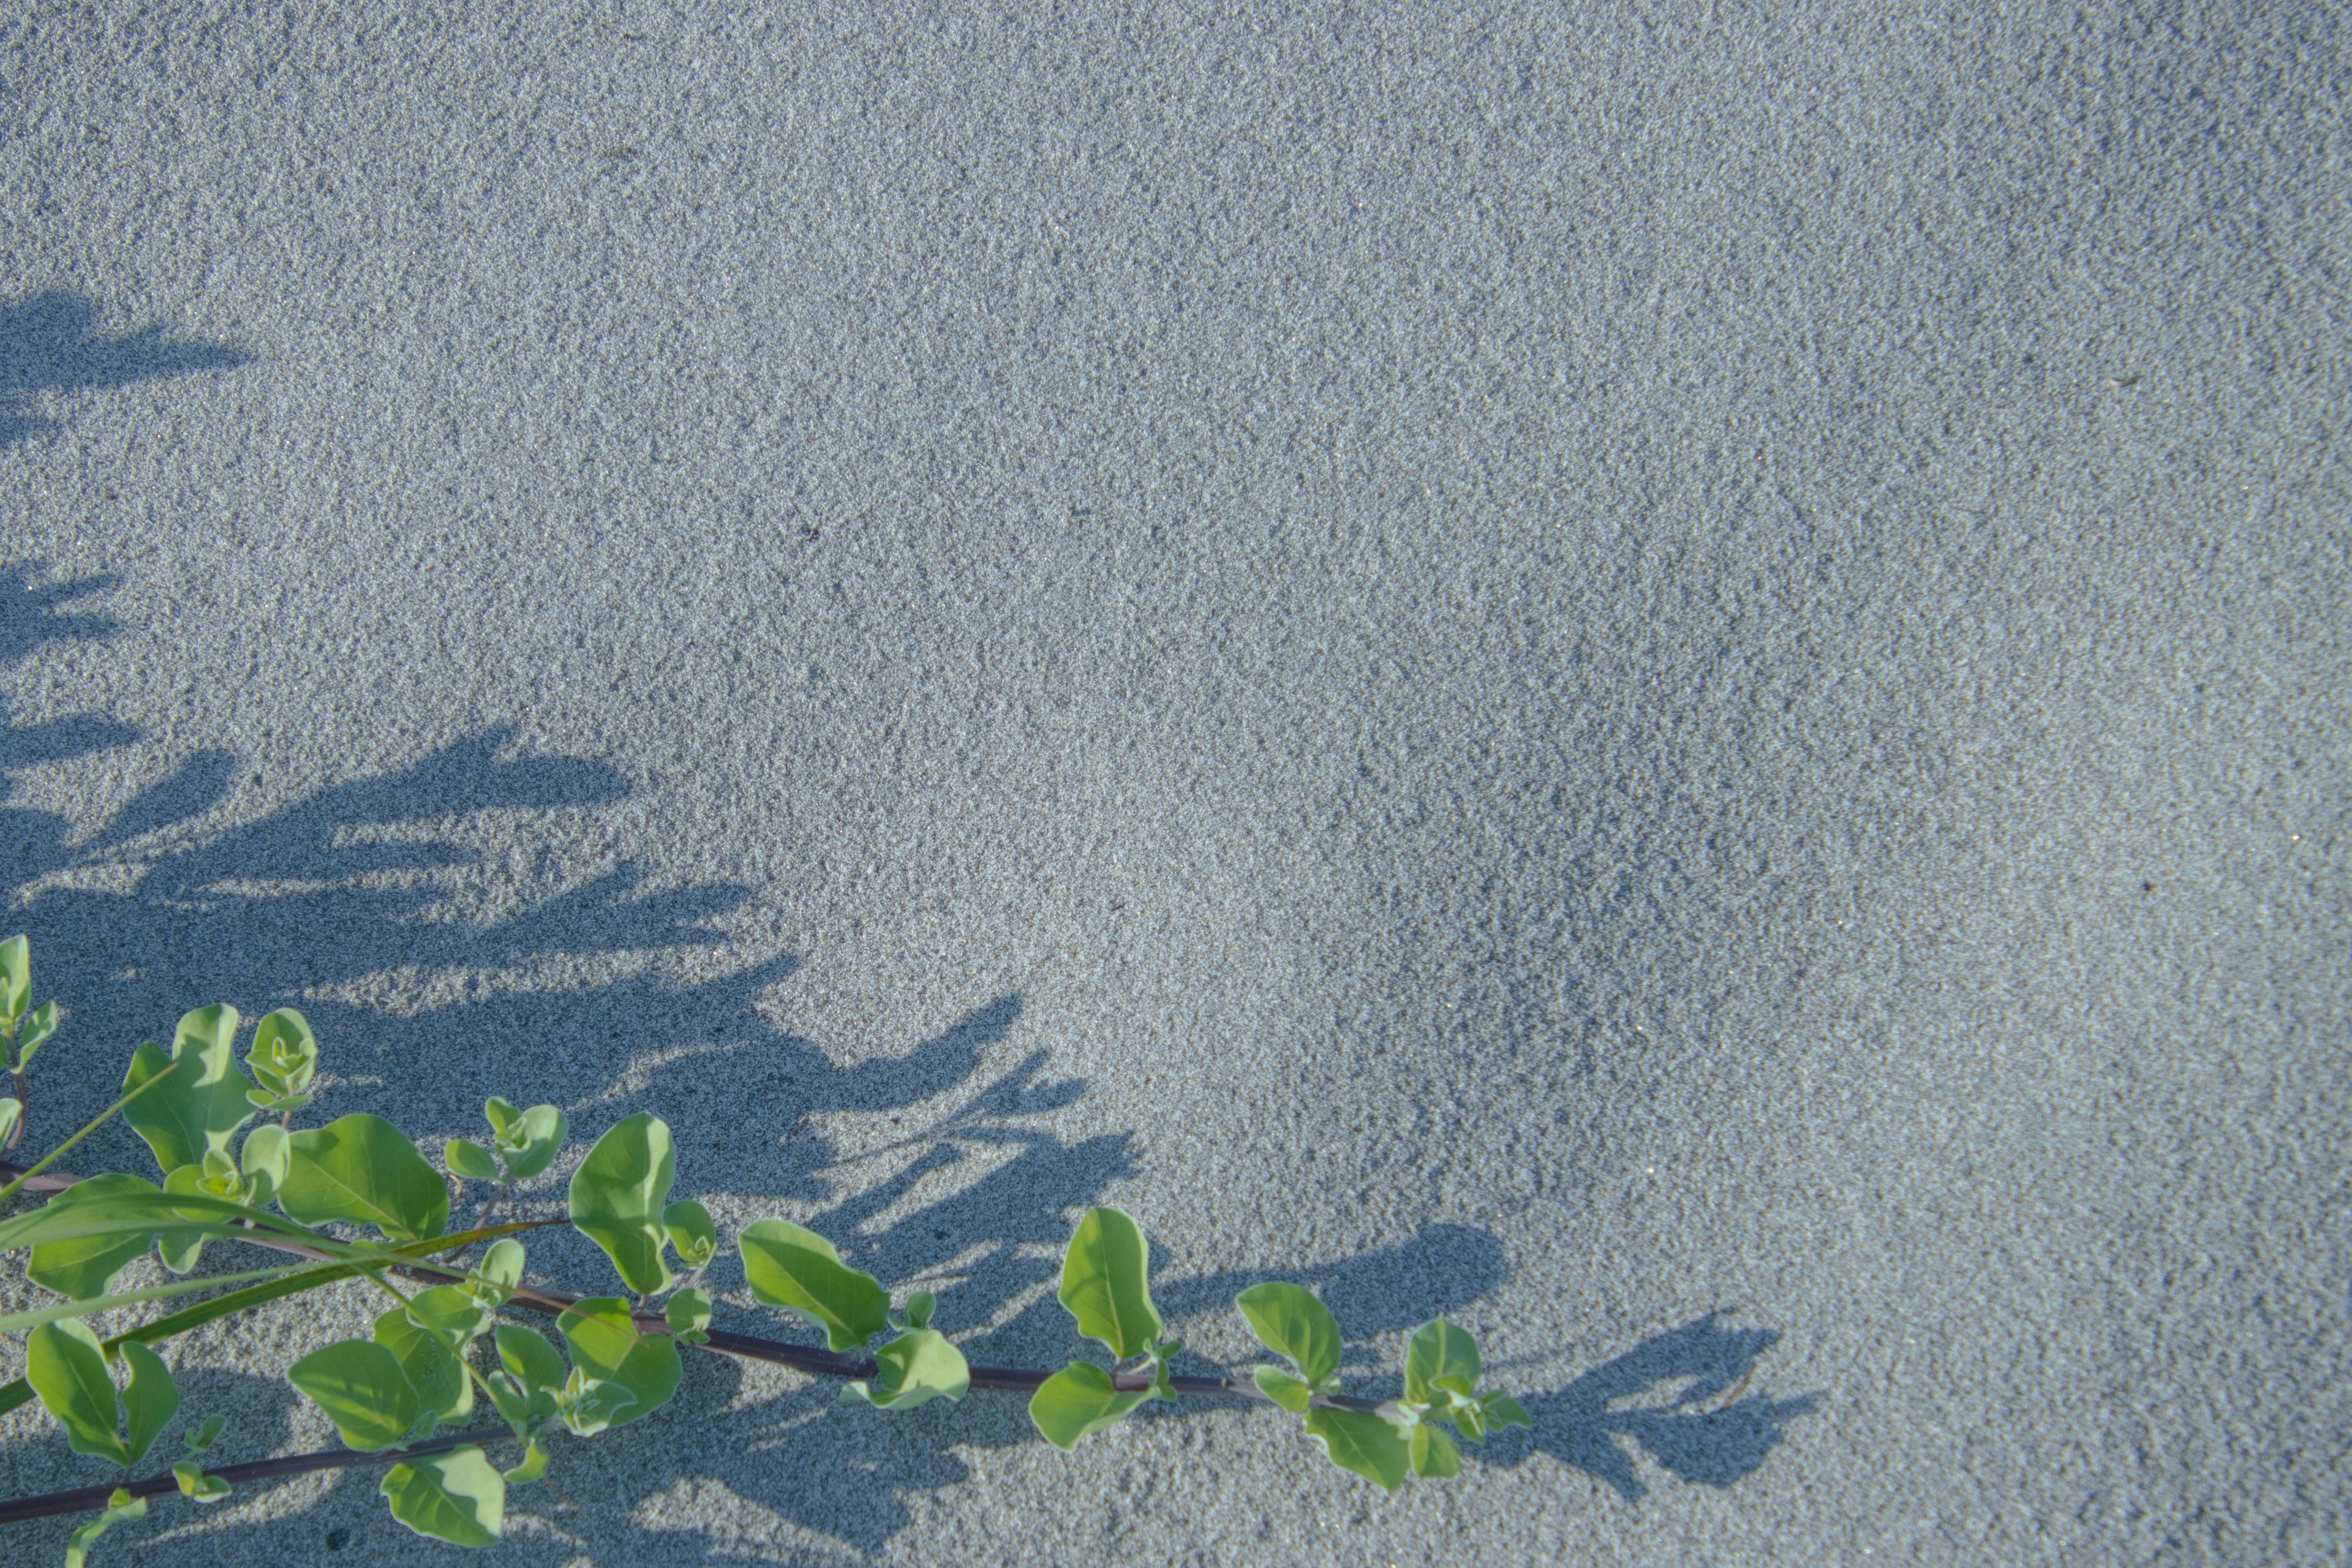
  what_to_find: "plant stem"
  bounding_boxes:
[0,1426,508,1525]
[0,1158,1393,1526]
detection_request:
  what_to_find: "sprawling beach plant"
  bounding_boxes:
[0,935,1526,1557]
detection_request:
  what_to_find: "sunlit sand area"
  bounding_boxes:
[1,5,2345,1563]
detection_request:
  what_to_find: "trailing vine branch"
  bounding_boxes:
[0,1157,1384,1406]
[0,938,1529,1558]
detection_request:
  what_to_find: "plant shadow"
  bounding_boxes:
[1,556,1804,1559]
[0,292,251,448]
[1473,1310,1821,1500]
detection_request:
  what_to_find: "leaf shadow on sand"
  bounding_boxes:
[0,292,251,448]
[0,559,1803,1560]
[1472,1310,1821,1500]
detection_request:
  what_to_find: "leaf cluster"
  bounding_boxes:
[0,935,1532,1559]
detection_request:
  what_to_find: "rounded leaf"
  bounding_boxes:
[280,1114,450,1241]
[494,1324,568,1397]
[373,1308,473,1431]
[16,1000,59,1069]
[1058,1207,1162,1363]
[469,1237,527,1305]
[1250,1365,1314,1414]
[1237,1282,1341,1388]
[26,1318,130,1466]
[1303,1406,1411,1492]
[494,1104,568,1181]
[0,934,26,1024]
[556,1297,682,1428]
[288,1338,418,1451]
[662,1199,718,1269]
[24,1174,162,1300]
[121,1011,258,1178]
[239,1123,290,1211]
[739,1219,890,1352]
[1404,1316,1480,1405]
[117,1340,179,1465]
[568,1114,676,1295]
[1411,1420,1463,1478]
[846,1328,970,1411]
[445,1139,501,1184]
[381,1445,505,1547]
[1027,1360,1152,1450]
[244,1008,318,1099]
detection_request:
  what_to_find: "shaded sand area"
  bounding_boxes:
[2,4,2346,1562]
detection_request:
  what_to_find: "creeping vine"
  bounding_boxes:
[0,935,1528,1557]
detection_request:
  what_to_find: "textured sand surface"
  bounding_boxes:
[2,3,2347,1563]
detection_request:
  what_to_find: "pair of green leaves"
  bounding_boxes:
[24,1319,177,1468]
[445,1097,568,1188]
[1029,1208,1183,1450]
[1,933,60,1080]
[737,1220,970,1410]
[842,1291,970,1411]
[568,1114,717,1294]
[1238,1295,1532,1491]
[118,1005,315,1176]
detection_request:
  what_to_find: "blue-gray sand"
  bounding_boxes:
[3,4,2346,1563]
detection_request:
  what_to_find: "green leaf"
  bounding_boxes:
[664,1286,712,1343]
[739,1219,891,1352]
[0,1096,17,1147]
[183,1413,227,1453]
[404,1284,494,1351]
[173,1460,232,1501]
[503,1438,550,1485]
[567,1113,676,1294]
[117,1340,179,1464]
[27,1319,131,1466]
[1404,1317,1480,1404]
[492,1102,568,1182]
[121,1007,258,1177]
[287,1338,418,1451]
[494,1324,568,1396]
[1236,1282,1343,1388]
[24,1174,163,1299]
[662,1199,717,1269]
[445,1138,501,1183]
[469,1238,527,1305]
[483,1371,534,1436]
[1027,1360,1153,1450]
[556,1297,680,1428]
[244,1008,318,1099]
[281,1113,451,1241]
[66,1488,145,1568]
[373,1308,472,1431]
[1057,1207,1162,1363]
[843,1328,970,1411]
[0,934,26,1024]
[903,1289,935,1331]
[1303,1407,1411,1492]
[1251,1365,1314,1413]
[1480,1390,1531,1433]
[15,1000,59,1069]
[554,1368,639,1436]
[1411,1420,1462,1478]
[485,1096,524,1140]
[380,1444,505,1547]
[157,1163,213,1273]
[239,1123,290,1211]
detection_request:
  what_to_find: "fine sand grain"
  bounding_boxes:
[2,4,2346,1564]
